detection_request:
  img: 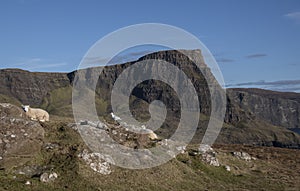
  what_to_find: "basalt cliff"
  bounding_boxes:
[1,49,300,148]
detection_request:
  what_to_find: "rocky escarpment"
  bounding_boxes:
[0,69,71,106]
[226,88,300,129]
[69,49,218,116]
[0,50,300,148]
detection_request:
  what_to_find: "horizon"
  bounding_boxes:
[0,0,300,92]
[1,47,299,94]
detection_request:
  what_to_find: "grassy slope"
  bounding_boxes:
[0,94,21,106]
[0,119,299,191]
[40,86,108,118]
[10,85,300,148]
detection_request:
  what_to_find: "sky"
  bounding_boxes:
[0,0,300,92]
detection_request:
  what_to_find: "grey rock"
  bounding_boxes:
[78,149,113,175]
[232,151,252,161]
[198,144,220,167]
[15,165,45,177]
[198,144,214,154]
[40,172,58,183]
[225,165,231,171]
[0,103,45,170]
[226,89,300,129]
[43,142,59,151]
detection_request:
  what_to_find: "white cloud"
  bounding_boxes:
[15,58,43,66]
[12,58,67,71]
[27,62,68,70]
[284,11,300,23]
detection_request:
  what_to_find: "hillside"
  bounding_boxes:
[1,49,300,190]
[0,50,300,149]
[0,103,299,190]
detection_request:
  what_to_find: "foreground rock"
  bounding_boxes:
[0,103,44,170]
[198,144,220,166]
[232,151,256,161]
[78,149,113,175]
[40,172,58,183]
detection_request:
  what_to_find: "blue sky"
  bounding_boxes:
[0,0,300,92]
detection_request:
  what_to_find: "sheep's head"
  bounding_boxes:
[21,105,30,112]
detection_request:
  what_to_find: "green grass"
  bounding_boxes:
[40,86,73,117]
[0,94,21,106]
[0,119,297,190]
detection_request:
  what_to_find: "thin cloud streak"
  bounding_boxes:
[216,58,235,63]
[14,58,43,66]
[245,54,267,59]
[11,58,68,71]
[26,62,68,70]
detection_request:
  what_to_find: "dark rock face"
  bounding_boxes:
[94,49,216,115]
[0,69,70,106]
[226,88,300,129]
[0,50,300,148]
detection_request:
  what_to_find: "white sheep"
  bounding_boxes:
[21,105,49,122]
[110,112,121,121]
[148,131,158,140]
[142,129,158,140]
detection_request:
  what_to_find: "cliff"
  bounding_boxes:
[226,88,300,129]
[0,49,299,148]
[0,69,71,106]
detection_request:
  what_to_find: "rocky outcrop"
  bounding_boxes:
[78,149,112,175]
[198,144,220,166]
[2,51,299,130]
[1,51,299,130]
[15,165,47,177]
[232,151,256,161]
[0,103,44,170]
[1,50,300,148]
[40,172,58,183]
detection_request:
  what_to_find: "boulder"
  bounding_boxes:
[40,172,58,183]
[232,151,253,161]
[198,144,220,167]
[225,165,231,172]
[201,152,220,167]
[78,149,113,175]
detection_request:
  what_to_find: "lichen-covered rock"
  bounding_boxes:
[198,144,220,167]
[40,172,58,183]
[198,144,214,154]
[201,152,220,167]
[232,151,253,161]
[15,165,45,177]
[78,149,113,175]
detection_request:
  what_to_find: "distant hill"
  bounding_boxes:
[1,49,300,148]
